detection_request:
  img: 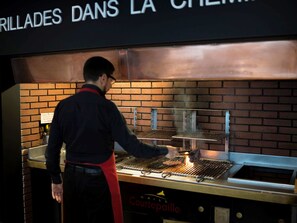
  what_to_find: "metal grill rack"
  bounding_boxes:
[116,155,233,182]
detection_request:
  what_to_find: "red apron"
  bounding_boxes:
[78,87,124,223]
[94,154,123,223]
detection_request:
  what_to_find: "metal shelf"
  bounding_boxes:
[136,130,175,141]
[172,132,225,142]
[119,107,230,153]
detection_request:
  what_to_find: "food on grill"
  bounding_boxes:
[162,160,182,166]
[147,156,185,169]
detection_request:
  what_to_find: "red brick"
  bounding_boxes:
[234,146,261,154]
[231,138,249,146]
[224,96,249,103]
[263,119,291,127]
[22,142,32,149]
[210,102,234,110]
[279,127,297,134]
[162,114,175,121]
[113,82,131,88]
[224,81,249,88]
[250,140,277,148]
[48,89,63,95]
[20,103,30,110]
[236,117,262,125]
[263,104,291,111]
[49,101,59,107]
[20,90,30,97]
[200,123,222,131]
[235,132,262,139]
[210,88,234,95]
[132,82,151,88]
[250,96,278,103]
[20,96,38,103]
[137,119,151,126]
[122,88,140,94]
[132,95,151,101]
[279,97,297,104]
[142,101,162,107]
[198,81,222,88]
[152,95,173,101]
[122,101,141,107]
[21,116,31,123]
[113,95,130,101]
[21,129,31,136]
[20,84,38,90]
[230,110,249,117]
[279,112,297,119]
[157,121,174,128]
[31,115,40,122]
[236,103,262,110]
[152,82,173,88]
[21,109,39,116]
[109,88,122,94]
[251,81,278,88]
[56,95,71,101]
[263,134,290,142]
[186,88,209,95]
[21,122,39,129]
[198,95,222,102]
[235,89,261,95]
[230,125,249,132]
[250,125,277,133]
[30,102,48,109]
[31,128,40,134]
[278,142,297,150]
[210,117,224,124]
[174,95,196,101]
[279,81,297,89]
[174,81,196,88]
[22,134,40,142]
[250,111,277,118]
[209,144,225,151]
[143,88,163,94]
[113,101,122,106]
[64,89,76,95]
[56,83,71,89]
[40,108,55,113]
[31,140,42,147]
[39,83,55,89]
[264,89,292,96]
[262,148,289,156]
[39,96,55,102]
[30,90,47,96]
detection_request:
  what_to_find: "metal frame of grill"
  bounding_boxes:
[116,155,233,183]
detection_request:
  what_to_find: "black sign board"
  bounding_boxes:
[0,0,297,56]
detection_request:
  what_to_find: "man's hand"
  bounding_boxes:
[51,183,63,203]
[165,146,179,159]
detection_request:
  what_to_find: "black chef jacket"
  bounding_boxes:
[45,84,168,184]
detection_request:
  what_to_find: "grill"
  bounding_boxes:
[116,155,232,182]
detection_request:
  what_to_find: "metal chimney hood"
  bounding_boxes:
[11,40,297,83]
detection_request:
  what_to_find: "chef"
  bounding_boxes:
[45,56,178,223]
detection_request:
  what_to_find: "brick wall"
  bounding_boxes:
[108,80,297,157]
[19,80,297,222]
[20,83,77,223]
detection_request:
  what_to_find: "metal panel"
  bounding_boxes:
[10,40,297,82]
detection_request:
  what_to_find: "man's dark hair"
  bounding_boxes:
[83,56,115,82]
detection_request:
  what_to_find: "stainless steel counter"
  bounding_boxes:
[27,145,297,205]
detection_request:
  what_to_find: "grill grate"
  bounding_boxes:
[117,155,232,181]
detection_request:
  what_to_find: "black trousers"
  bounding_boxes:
[63,164,114,223]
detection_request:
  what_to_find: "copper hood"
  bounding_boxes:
[11,40,297,82]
